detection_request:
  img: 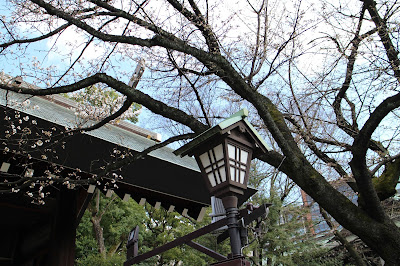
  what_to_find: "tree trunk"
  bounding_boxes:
[91,216,106,257]
[89,190,107,258]
[108,241,122,256]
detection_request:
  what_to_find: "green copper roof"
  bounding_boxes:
[218,108,249,129]
[174,109,271,157]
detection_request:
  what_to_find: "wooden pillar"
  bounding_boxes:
[46,188,78,266]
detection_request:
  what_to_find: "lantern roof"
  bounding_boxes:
[174,109,271,157]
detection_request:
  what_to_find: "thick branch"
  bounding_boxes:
[1,73,208,133]
[372,158,400,201]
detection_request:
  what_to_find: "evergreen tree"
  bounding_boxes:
[244,164,343,265]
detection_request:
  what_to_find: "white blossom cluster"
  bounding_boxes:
[68,86,141,123]
[2,110,41,155]
[3,98,40,111]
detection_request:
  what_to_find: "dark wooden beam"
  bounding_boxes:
[124,216,229,265]
[186,241,227,261]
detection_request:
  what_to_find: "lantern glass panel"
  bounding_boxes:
[199,152,211,168]
[199,144,226,187]
[227,143,249,185]
[218,162,227,182]
[240,150,248,164]
[240,165,246,184]
[208,172,216,187]
[230,166,236,182]
[228,144,236,159]
[214,144,224,161]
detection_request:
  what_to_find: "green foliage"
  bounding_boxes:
[254,200,322,265]
[75,211,98,259]
[75,193,229,265]
[75,253,126,266]
[101,197,147,248]
[75,194,148,264]
[291,247,348,266]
